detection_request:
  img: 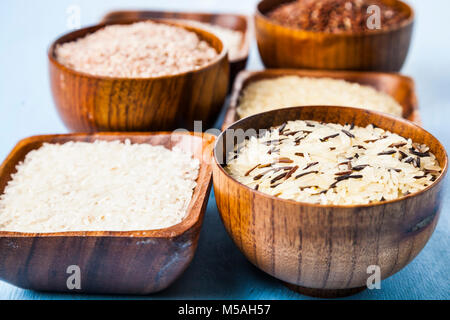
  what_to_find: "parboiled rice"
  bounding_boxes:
[0,140,199,232]
[236,76,404,119]
[225,120,441,205]
[55,21,218,78]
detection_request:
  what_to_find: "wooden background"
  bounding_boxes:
[0,0,449,299]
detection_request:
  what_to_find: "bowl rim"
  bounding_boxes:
[213,105,448,209]
[255,0,415,37]
[47,18,228,81]
[99,10,251,62]
[0,131,215,238]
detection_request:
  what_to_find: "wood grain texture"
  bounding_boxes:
[0,132,215,294]
[255,0,414,71]
[100,10,250,88]
[222,69,420,130]
[48,19,229,132]
[213,106,448,297]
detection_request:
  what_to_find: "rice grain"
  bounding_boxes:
[0,140,199,232]
[226,120,441,205]
[237,76,404,119]
[55,21,218,78]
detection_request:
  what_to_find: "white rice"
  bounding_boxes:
[225,120,441,205]
[236,76,404,119]
[177,20,243,60]
[0,140,199,232]
[55,21,218,78]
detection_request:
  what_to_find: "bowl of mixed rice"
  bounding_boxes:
[212,105,447,297]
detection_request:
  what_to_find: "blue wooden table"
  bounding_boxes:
[0,0,449,300]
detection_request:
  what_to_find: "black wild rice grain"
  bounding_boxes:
[389,142,407,148]
[245,164,260,176]
[320,133,340,142]
[342,130,355,138]
[335,170,353,176]
[409,148,430,157]
[303,162,319,170]
[352,164,369,171]
[285,166,299,179]
[271,172,288,184]
[278,122,287,133]
[399,150,408,160]
[295,170,319,179]
[335,174,363,181]
[299,185,319,191]
[377,150,396,156]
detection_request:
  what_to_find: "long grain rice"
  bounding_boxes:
[237,76,403,119]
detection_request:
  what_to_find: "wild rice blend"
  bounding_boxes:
[226,120,441,205]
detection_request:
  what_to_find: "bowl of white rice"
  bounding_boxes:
[48,19,229,132]
[0,132,216,294]
[223,69,420,130]
[212,105,447,297]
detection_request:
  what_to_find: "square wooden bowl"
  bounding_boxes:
[101,10,250,89]
[223,69,420,130]
[0,132,215,294]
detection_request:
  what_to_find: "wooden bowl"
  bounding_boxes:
[223,69,420,130]
[48,19,229,132]
[101,10,250,89]
[212,106,447,298]
[255,0,414,71]
[0,132,215,294]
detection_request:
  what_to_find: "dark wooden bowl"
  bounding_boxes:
[101,10,250,89]
[213,106,447,298]
[255,0,414,71]
[48,19,229,132]
[0,132,215,294]
[222,69,420,130]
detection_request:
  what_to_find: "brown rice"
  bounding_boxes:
[55,21,219,78]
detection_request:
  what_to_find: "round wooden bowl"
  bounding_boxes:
[255,0,414,71]
[48,19,229,132]
[212,106,448,298]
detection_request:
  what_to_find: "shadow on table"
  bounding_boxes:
[156,190,284,299]
[157,191,381,300]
